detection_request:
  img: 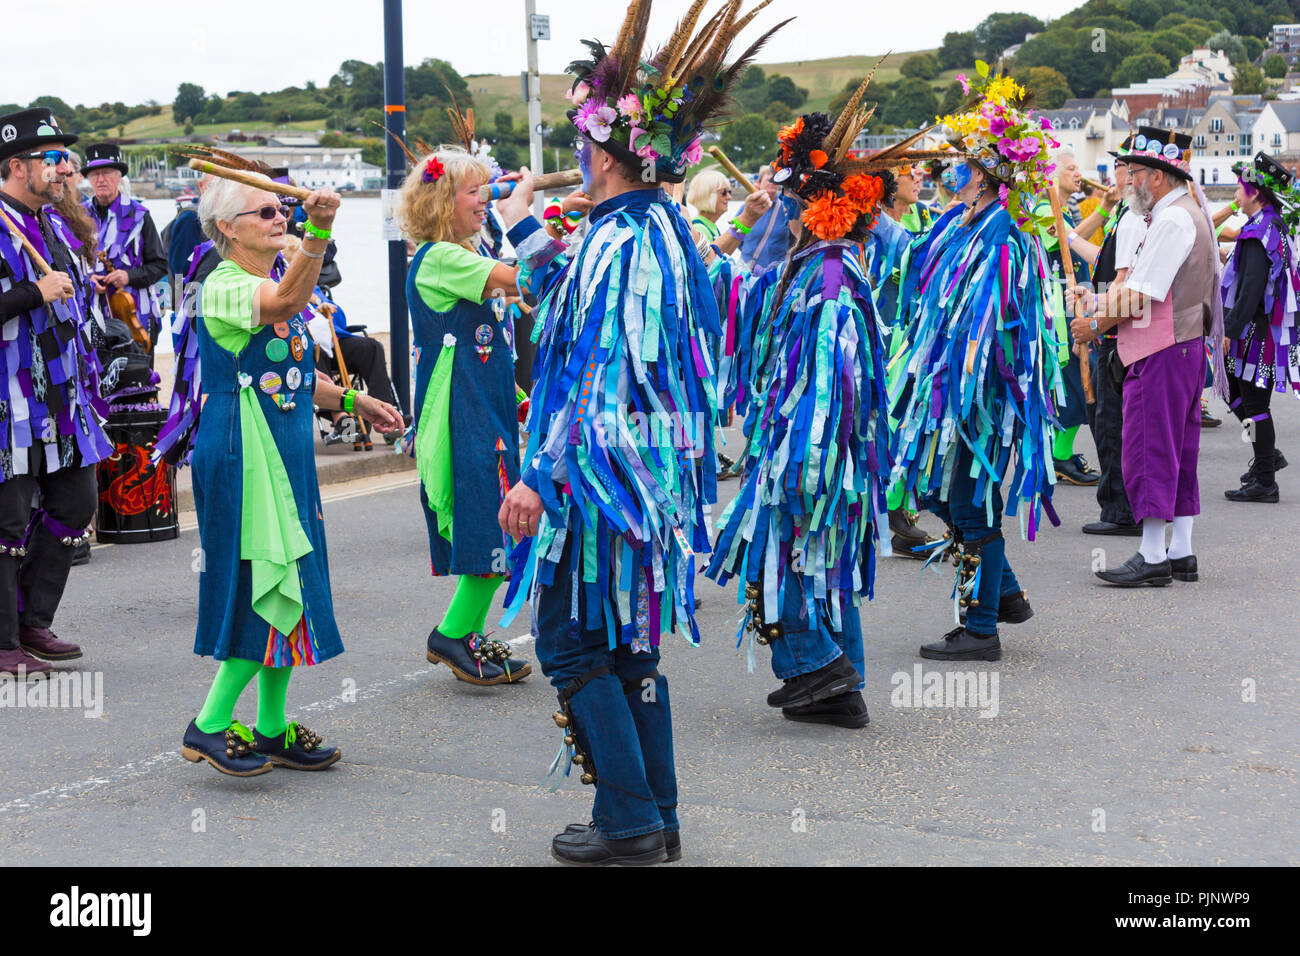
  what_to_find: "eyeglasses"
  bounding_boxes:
[23,150,70,166]
[234,204,290,221]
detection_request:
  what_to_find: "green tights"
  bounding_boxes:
[195,658,293,738]
[1053,425,1079,462]
[438,575,505,640]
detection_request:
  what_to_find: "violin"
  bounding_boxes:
[96,250,151,352]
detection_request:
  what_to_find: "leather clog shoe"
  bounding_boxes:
[1055,454,1101,486]
[1095,552,1173,587]
[551,826,668,866]
[919,626,1002,661]
[252,722,341,770]
[1082,520,1142,536]
[426,628,531,685]
[181,720,272,777]
[18,625,82,661]
[765,654,860,709]
[562,821,681,861]
[781,690,870,728]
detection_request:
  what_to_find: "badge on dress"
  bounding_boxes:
[273,322,291,338]
[285,367,302,390]
[258,371,282,395]
[265,338,289,362]
[303,371,313,388]
[475,323,494,363]
[291,336,305,361]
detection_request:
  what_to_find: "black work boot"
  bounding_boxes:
[889,508,936,559]
[1239,449,1287,484]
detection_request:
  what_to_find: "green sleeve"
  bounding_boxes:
[414,242,497,314]
[201,260,270,354]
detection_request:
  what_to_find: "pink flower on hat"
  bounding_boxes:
[586,106,618,143]
[957,74,970,94]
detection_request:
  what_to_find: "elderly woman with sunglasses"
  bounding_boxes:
[179,179,402,777]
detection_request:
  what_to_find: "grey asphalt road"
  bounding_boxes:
[3,395,1297,866]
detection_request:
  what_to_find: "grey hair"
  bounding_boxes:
[1053,147,1076,163]
[199,177,259,258]
[67,149,82,172]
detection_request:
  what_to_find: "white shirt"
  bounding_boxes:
[1126,185,1195,302]
[1113,203,1147,272]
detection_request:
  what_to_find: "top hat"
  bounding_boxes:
[0,107,77,164]
[1233,151,1294,207]
[83,142,128,175]
[1116,126,1192,181]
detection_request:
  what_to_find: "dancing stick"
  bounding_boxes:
[479,169,584,200]
[707,146,757,194]
[186,159,313,200]
[1046,186,1095,403]
[0,205,53,274]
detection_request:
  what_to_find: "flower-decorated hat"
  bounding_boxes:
[937,61,1059,231]
[564,0,790,184]
[770,57,959,242]
[1117,125,1192,182]
[1233,151,1300,226]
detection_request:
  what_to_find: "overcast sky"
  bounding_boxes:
[10,0,1081,107]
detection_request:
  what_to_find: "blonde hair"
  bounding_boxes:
[687,169,729,217]
[397,147,492,246]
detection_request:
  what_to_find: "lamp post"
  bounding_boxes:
[382,0,410,414]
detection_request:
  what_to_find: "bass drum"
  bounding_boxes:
[96,404,179,543]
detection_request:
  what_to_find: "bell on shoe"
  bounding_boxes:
[1225,477,1279,503]
[1239,449,1287,484]
[426,628,532,685]
[919,626,1002,661]
[765,654,860,709]
[251,722,341,770]
[0,646,52,677]
[1055,454,1101,486]
[18,625,82,661]
[550,825,668,866]
[561,821,682,861]
[1095,551,1173,587]
[781,690,870,728]
[181,719,273,777]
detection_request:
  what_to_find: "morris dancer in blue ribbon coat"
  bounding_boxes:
[0,108,111,677]
[890,70,1062,662]
[495,0,788,866]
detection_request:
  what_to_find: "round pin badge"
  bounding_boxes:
[258,371,282,395]
[274,322,290,338]
[265,337,289,362]
[285,367,302,390]
[1133,134,1148,152]
[290,336,305,361]
[772,167,792,183]
[475,324,494,346]
[1162,143,1180,160]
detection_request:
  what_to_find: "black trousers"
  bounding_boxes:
[334,336,397,409]
[1091,341,1135,525]
[1228,376,1276,482]
[0,461,97,649]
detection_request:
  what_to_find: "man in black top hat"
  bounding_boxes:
[0,107,110,676]
[81,142,167,353]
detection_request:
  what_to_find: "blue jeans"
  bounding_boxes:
[534,541,676,840]
[769,578,865,690]
[925,445,1021,637]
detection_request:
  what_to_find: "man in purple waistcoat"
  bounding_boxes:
[0,108,112,676]
[1069,127,1222,587]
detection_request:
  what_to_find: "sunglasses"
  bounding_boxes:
[235,203,290,221]
[24,149,70,166]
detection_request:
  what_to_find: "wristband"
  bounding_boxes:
[342,389,356,414]
[1229,201,1240,214]
[303,221,331,241]
[726,226,744,242]
[729,217,752,235]
[298,246,325,259]
[1067,231,1079,244]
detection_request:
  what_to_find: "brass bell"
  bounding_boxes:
[969,555,981,565]
[959,597,971,607]
[970,600,980,607]
[552,711,569,728]
[572,753,586,765]
[563,735,575,747]
[226,748,235,757]
[745,583,760,600]
[580,773,596,785]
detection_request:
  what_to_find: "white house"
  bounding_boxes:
[1037,103,1129,178]
[288,155,382,190]
[1250,102,1300,155]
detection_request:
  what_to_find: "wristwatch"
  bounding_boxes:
[1089,318,1099,332]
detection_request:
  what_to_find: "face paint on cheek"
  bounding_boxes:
[952,163,973,194]
[578,140,595,193]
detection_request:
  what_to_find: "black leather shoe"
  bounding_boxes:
[1225,478,1280,503]
[1169,555,1198,582]
[71,540,91,566]
[426,628,531,684]
[1200,402,1221,428]
[781,690,870,728]
[252,722,341,770]
[1055,454,1101,486]
[919,626,1002,661]
[561,822,681,862]
[962,590,1033,625]
[1095,552,1173,587]
[1082,520,1142,536]
[1240,450,1287,484]
[550,826,668,866]
[766,654,860,709]
[889,508,937,559]
[181,719,273,777]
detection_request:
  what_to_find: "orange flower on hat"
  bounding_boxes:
[809,149,829,169]
[842,173,884,214]
[778,117,804,144]
[801,190,859,241]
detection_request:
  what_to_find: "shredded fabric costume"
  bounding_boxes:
[83,193,165,336]
[1222,205,1300,393]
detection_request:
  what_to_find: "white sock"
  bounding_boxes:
[1168,515,1194,560]
[1140,517,1168,564]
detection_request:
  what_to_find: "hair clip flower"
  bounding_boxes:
[422,157,445,184]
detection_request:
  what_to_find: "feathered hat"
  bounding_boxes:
[564,0,791,183]
[937,61,1059,231]
[771,56,960,242]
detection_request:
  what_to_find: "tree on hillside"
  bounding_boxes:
[939,31,978,70]
[1126,0,1163,29]
[1265,54,1288,78]
[1243,35,1267,62]
[763,101,794,123]
[883,78,939,129]
[1205,30,1247,65]
[172,83,205,125]
[975,12,1046,59]
[766,75,808,110]
[901,53,940,80]
[1149,30,1191,65]
[720,113,777,169]
[1233,62,1269,95]
[30,95,74,119]
[1111,53,1174,88]
[1015,66,1072,109]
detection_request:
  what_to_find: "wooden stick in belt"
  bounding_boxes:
[706,146,757,194]
[480,169,584,200]
[1046,186,1095,404]
[187,159,313,200]
[0,204,52,274]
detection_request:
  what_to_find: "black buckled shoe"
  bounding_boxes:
[561,821,681,862]
[1169,555,1198,582]
[961,590,1033,625]
[426,628,532,685]
[781,690,870,728]
[1055,454,1101,486]
[1095,551,1173,587]
[1240,450,1287,484]
[1225,478,1280,503]
[181,719,273,777]
[1082,520,1142,536]
[550,826,668,866]
[919,626,1002,661]
[765,654,860,709]
[252,722,341,770]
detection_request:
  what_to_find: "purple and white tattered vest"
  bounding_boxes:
[84,193,164,332]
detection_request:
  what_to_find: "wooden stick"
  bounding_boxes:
[1081,176,1108,192]
[187,159,313,200]
[328,323,371,448]
[1046,186,1095,404]
[479,169,584,200]
[0,204,52,275]
[707,146,757,194]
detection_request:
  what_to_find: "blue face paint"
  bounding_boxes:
[951,163,973,193]
[577,139,595,194]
